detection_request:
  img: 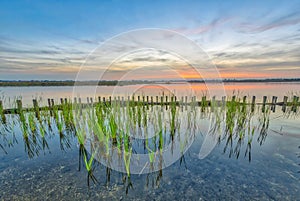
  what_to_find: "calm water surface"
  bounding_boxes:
[0,83,299,200]
[0,82,299,107]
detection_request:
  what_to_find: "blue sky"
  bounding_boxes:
[0,0,300,80]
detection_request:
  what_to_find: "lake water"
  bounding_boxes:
[0,82,300,108]
[0,83,299,200]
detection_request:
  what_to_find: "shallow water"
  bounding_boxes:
[0,104,299,200]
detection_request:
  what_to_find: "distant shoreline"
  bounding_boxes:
[0,78,300,87]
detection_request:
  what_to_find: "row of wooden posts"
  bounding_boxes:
[0,95,299,119]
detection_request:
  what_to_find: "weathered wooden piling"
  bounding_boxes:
[0,100,6,123]
[262,96,267,112]
[78,97,82,115]
[251,96,256,112]
[282,96,288,112]
[17,100,22,113]
[222,96,226,109]
[32,99,40,119]
[271,96,278,112]
[201,96,206,112]
[291,96,299,113]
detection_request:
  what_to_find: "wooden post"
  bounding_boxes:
[51,99,54,107]
[78,97,82,115]
[292,96,299,113]
[185,96,188,110]
[160,96,163,111]
[232,96,236,102]
[64,98,68,105]
[17,100,22,114]
[251,96,256,113]
[165,96,168,110]
[60,98,64,105]
[109,96,112,105]
[181,96,184,112]
[90,97,93,104]
[271,96,277,112]
[262,96,267,113]
[222,96,226,109]
[32,99,40,119]
[47,98,53,116]
[0,100,6,123]
[87,97,90,104]
[156,96,158,105]
[201,96,206,112]
[282,96,288,112]
[211,96,216,112]
[98,96,101,103]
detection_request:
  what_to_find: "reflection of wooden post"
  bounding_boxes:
[32,99,40,119]
[262,96,267,113]
[0,100,6,123]
[156,96,158,105]
[251,96,256,113]
[282,96,288,112]
[271,96,277,112]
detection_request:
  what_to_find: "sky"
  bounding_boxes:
[0,0,300,80]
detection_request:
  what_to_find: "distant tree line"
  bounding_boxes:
[0,78,299,87]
